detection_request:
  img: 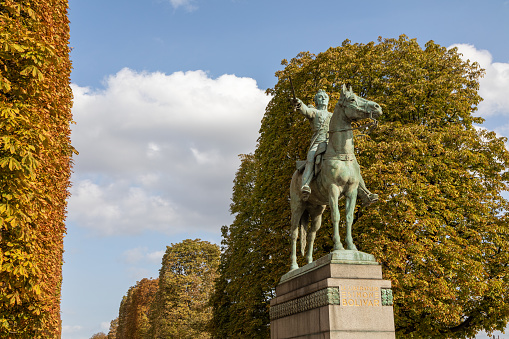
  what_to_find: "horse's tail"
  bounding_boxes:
[300,211,309,257]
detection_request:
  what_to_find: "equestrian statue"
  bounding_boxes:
[289,84,382,272]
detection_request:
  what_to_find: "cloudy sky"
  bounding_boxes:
[63,0,509,338]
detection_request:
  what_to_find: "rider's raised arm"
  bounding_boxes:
[293,98,316,120]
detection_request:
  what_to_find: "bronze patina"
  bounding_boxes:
[289,85,382,271]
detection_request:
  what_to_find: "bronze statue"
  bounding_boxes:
[292,89,377,205]
[289,85,382,271]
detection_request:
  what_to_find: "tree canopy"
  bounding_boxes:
[211,35,509,338]
[147,239,220,339]
[0,1,73,337]
[107,318,118,339]
[116,278,158,339]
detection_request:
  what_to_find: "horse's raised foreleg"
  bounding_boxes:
[329,185,344,251]
[344,188,358,251]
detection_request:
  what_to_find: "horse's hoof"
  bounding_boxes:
[346,243,358,251]
[289,264,299,271]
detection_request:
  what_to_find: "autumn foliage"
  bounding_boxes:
[116,278,159,339]
[112,239,220,339]
[0,0,73,337]
[211,36,509,338]
[148,239,219,338]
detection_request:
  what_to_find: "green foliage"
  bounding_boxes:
[211,36,509,338]
[116,278,158,339]
[90,332,108,339]
[0,0,73,337]
[147,239,220,339]
[210,154,272,339]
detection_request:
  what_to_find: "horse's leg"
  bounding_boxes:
[344,188,358,251]
[300,211,309,257]
[305,206,325,264]
[290,205,302,271]
[329,185,344,251]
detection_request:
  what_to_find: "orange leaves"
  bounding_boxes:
[116,278,159,339]
[0,0,72,337]
[111,240,220,338]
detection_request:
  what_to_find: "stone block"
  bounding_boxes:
[270,252,395,339]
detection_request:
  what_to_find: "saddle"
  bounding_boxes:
[296,142,356,174]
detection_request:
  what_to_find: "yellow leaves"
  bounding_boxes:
[0,77,11,92]
[0,106,19,120]
[1,0,73,336]
[147,240,219,337]
[20,65,44,81]
[8,42,26,53]
[9,157,20,171]
[7,292,22,306]
[23,6,37,20]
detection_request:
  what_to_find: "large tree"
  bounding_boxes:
[211,36,509,338]
[0,0,73,337]
[147,239,220,339]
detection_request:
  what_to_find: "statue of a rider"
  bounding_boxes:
[291,89,378,205]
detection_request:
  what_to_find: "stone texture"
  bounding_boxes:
[270,252,395,339]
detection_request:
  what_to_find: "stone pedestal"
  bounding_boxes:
[270,251,395,339]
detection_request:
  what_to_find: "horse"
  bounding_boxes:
[289,84,382,271]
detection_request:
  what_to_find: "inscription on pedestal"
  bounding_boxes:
[270,286,394,321]
[340,285,381,307]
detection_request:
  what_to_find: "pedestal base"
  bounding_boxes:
[270,251,395,339]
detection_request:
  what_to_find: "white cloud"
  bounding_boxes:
[69,180,179,235]
[121,247,165,280]
[62,325,83,334]
[450,44,509,116]
[146,250,166,263]
[191,147,221,164]
[100,322,110,331]
[69,69,271,236]
[147,142,161,158]
[122,247,165,265]
[169,0,197,11]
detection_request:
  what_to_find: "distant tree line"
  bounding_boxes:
[92,239,220,339]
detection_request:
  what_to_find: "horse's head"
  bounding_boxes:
[336,84,383,122]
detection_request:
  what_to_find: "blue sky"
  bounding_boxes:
[63,0,509,338]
